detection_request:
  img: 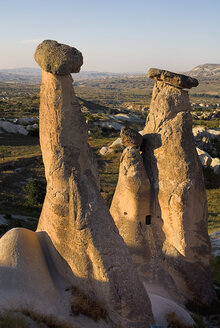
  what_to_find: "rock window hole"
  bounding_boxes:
[145,215,151,225]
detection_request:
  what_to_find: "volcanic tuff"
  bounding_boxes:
[111,69,215,306]
[0,43,216,328]
[0,41,154,328]
[36,69,154,327]
[142,74,215,303]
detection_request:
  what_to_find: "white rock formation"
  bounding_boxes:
[210,157,220,174]
[196,147,213,167]
[210,230,220,257]
[192,126,206,137]
[0,120,28,135]
[94,121,122,131]
[26,123,39,131]
[17,117,38,125]
[109,137,122,148]
[206,128,220,141]
[99,146,109,156]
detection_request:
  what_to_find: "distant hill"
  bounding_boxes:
[0,68,137,83]
[74,71,126,80]
[186,64,220,80]
[0,68,41,83]
[1,64,220,83]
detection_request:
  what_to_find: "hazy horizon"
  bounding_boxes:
[0,63,220,75]
[0,0,220,73]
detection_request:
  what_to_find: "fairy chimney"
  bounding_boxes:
[35,40,154,327]
[142,68,215,304]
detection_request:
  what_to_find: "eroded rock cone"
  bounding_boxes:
[36,42,154,327]
[142,71,215,304]
[110,147,152,278]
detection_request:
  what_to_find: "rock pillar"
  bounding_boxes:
[110,128,153,279]
[143,68,215,304]
[35,40,154,327]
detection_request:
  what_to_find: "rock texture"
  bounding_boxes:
[0,42,154,328]
[34,40,83,75]
[110,147,151,269]
[36,69,154,327]
[196,147,212,167]
[148,68,199,89]
[0,228,69,316]
[120,127,143,148]
[0,120,28,135]
[142,79,215,304]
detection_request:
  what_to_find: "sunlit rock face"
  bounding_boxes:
[110,69,216,306]
[110,146,151,272]
[0,41,154,328]
[142,76,215,304]
[36,42,154,327]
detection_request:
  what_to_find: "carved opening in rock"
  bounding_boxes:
[145,215,151,225]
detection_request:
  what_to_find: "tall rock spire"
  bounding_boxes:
[35,40,154,327]
[142,68,215,304]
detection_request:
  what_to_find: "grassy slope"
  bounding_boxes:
[207,189,220,234]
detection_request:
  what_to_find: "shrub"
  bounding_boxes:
[21,309,71,328]
[0,312,28,328]
[70,286,107,322]
[4,213,12,220]
[166,312,193,328]
[23,178,46,206]
[203,167,220,189]
[185,298,220,316]
[28,128,39,137]
[192,315,206,328]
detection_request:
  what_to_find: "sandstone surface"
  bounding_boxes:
[142,80,215,303]
[34,40,83,75]
[211,157,220,174]
[120,127,143,148]
[0,228,114,328]
[196,147,212,167]
[0,43,154,328]
[148,68,199,89]
[35,69,153,327]
[110,147,151,276]
[0,228,68,314]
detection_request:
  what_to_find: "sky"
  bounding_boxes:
[0,0,220,73]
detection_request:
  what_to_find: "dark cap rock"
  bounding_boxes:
[148,68,199,89]
[34,40,83,75]
[120,127,143,148]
